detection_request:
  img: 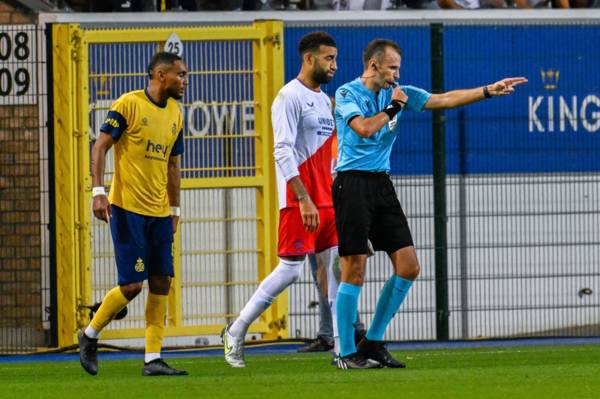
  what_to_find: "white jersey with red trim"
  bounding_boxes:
[272,79,335,210]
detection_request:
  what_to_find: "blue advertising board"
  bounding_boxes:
[445,25,600,175]
[285,25,600,175]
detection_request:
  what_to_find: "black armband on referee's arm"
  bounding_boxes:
[383,99,404,120]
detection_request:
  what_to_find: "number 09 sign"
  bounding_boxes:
[0,25,37,105]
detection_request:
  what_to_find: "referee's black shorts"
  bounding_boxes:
[332,171,413,257]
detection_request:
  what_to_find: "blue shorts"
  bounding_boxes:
[109,205,174,285]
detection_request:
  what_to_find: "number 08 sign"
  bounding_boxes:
[0,25,37,105]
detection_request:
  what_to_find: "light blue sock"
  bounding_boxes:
[336,282,361,357]
[366,275,413,341]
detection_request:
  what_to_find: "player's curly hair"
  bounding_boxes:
[298,31,336,56]
[147,51,182,79]
[363,39,403,68]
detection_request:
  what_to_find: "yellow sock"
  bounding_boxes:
[145,292,168,355]
[90,286,130,332]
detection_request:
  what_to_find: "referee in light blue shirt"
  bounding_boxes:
[333,39,527,370]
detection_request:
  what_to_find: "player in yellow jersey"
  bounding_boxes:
[78,52,188,377]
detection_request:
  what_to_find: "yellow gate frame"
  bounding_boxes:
[52,22,284,347]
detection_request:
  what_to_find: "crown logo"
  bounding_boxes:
[541,69,559,90]
[91,75,112,97]
[134,257,145,272]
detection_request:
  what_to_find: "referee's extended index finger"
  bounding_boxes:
[504,77,528,87]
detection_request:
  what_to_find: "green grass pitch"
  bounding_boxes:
[1,344,598,399]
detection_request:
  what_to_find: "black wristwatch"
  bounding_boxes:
[483,86,492,99]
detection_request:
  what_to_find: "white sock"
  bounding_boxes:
[229,258,303,338]
[84,325,100,339]
[145,352,161,363]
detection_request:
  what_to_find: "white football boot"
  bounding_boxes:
[221,324,246,368]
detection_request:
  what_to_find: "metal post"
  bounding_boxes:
[46,22,58,348]
[431,23,449,341]
[458,110,469,339]
[225,134,233,324]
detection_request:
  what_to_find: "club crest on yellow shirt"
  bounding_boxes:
[171,123,177,135]
[135,257,145,272]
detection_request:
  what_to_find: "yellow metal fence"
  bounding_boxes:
[53,22,283,347]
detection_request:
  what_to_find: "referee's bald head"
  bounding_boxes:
[363,39,402,68]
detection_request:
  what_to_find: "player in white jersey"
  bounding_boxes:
[222,31,339,368]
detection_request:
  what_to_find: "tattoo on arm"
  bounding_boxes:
[288,176,309,201]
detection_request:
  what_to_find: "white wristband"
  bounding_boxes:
[170,206,181,216]
[92,186,106,197]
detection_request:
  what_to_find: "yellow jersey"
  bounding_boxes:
[100,89,184,217]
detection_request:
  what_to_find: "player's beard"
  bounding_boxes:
[312,67,332,85]
[168,86,183,100]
